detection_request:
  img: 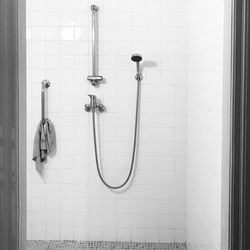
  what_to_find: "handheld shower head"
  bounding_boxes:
[131,53,142,62]
[131,53,143,81]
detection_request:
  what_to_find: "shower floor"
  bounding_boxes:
[27,241,187,250]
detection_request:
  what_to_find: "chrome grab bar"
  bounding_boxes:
[41,80,50,122]
[87,5,103,86]
[91,5,97,77]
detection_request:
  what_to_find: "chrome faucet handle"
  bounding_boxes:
[97,103,105,112]
[88,94,96,99]
[85,104,91,112]
[88,94,97,109]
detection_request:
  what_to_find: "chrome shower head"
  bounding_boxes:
[131,54,143,81]
[131,53,142,62]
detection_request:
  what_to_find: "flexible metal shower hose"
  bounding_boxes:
[91,80,141,189]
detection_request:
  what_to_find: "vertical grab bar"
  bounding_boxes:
[91,5,97,77]
[41,80,50,122]
[87,5,103,86]
[41,88,45,121]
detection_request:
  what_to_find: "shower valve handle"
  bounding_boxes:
[98,103,105,112]
[89,94,97,108]
[84,104,91,112]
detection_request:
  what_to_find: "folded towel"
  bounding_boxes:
[32,119,56,176]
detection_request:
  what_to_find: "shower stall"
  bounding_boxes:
[0,0,232,249]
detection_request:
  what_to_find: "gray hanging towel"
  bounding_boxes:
[32,119,56,176]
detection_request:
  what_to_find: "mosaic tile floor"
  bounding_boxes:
[27,241,187,250]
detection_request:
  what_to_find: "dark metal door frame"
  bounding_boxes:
[17,0,26,249]
[230,0,250,249]
[2,0,249,249]
[0,0,26,249]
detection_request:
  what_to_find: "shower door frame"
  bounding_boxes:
[4,0,239,249]
[230,0,250,249]
[0,0,26,249]
[18,0,27,249]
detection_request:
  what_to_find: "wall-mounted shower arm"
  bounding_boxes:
[87,5,103,86]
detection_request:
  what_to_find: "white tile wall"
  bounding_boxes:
[186,0,224,249]
[26,0,188,243]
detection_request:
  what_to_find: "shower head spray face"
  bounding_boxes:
[131,53,142,62]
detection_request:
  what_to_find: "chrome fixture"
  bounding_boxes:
[41,80,50,122]
[85,50,143,189]
[131,53,143,81]
[85,94,105,112]
[87,5,103,86]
